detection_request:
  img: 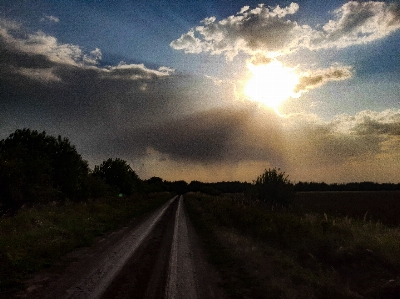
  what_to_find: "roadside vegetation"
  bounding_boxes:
[0,128,177,295]
[185,169,400,299]
[0,192,171,294]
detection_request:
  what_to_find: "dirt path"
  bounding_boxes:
[15,195,226,299]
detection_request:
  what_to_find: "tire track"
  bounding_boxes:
[65,195,177,299]
[165,195,198,299]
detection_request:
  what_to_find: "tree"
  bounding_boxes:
[252,168,294,206]
[93,158,141,195]
[0,129,89,210]
[145,177,165,192]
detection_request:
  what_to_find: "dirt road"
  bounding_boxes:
[17,195,226,299]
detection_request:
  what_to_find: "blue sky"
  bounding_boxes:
[1,0,399,182]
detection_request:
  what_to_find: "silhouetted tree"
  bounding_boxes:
[0,129,89,211]
[252,168,294,206]
[164,180,188,194]
[93,158,141,195]
[144,177,165,192]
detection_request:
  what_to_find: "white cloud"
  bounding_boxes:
[171,1,400,59]
[83,48,102,65]
[104,62,174,80]
[171,2,308,60]
[311,1,400,49]
[40,15,60,23]
[0,18,174,82]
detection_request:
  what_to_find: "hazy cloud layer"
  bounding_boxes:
[171,1,400,59]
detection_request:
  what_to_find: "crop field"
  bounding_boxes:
[185,191,400,299]
[294,191,400,227]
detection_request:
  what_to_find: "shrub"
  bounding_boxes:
[252,168,294,206]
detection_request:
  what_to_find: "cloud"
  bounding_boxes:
[40,15,60,23]
[0,18,173,83]
[294,65,353,95]
[104,62,174,80]
[97,107,400,183]
[171,2,308,59]
[312,1,400,49]
[1,15,400,183]
[333,109,400,136]
[120,108,285,165]
[0,20,82,67]
[171,1,400,59]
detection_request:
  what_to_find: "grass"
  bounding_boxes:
[0,193,172,293]
[185,192,400,299]
[295,191,400,227]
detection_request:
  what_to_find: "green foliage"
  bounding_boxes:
[252,168,294,205]
[93,158,141,195]
[0,129,89,210]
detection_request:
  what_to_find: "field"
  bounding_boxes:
[185,191,400,299]
[295,191,400,227]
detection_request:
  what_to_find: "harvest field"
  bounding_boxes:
[185,191,400,299]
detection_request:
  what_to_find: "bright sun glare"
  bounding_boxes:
[244,60,299,109]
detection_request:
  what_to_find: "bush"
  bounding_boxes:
[92,158,142,196]
[252,168,294,206]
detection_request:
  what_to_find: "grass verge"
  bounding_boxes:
[185,192,400,299]
[0,192,172,294]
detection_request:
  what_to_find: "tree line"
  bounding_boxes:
[1,129,399,213]
[0,129,145,213]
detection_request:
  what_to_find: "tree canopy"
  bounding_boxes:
[93,158,141,195]
[0,129,89,209]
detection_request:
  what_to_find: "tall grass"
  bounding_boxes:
[185,193,400,299]
[0,193,171,293]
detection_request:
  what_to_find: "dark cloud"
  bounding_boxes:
[100,107,286,166]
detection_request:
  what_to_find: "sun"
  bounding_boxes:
[244,60,299,109]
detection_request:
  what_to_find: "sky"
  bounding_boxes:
[0,0,399,183]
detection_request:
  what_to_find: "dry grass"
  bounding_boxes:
[185,192,400,299]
